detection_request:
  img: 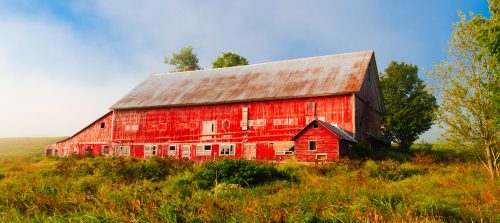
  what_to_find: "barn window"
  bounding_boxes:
[219,144,235,155]
[241,107,248,130]
[144,145,158,157]
[275,150,294,155]
[316,154,327,160]
[100,122,105,128]
[118,146,130,156]
[168,145,177,156]
[308,141,317,151]
[313,122,319,129]
[182,145,191,159]
[202,121,217,135]
[196,144,212,156]
[101,145,109,155]
[85,146,92,155]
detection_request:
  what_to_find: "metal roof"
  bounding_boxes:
[111,50,374,109]
[291,119,357,143]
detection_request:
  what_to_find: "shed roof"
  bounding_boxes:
[111,50,374,109]
[291,119,357,143]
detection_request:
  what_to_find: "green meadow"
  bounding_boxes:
[0,138,498,222]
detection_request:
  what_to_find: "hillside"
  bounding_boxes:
[0,142,498,222]
[0,137,65,159]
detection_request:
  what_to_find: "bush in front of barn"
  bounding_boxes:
[193,158,293,189]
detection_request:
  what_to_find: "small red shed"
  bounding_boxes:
[292,119,357,161]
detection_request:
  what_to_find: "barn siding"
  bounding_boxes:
[294,124,340,161]
[110,95,353,160]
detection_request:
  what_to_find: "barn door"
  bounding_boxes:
[243,143,256,160]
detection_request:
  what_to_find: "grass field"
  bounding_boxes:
[0,137,65,160]
[0,139,498,222]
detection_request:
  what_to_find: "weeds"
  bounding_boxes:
[0,150,497,222]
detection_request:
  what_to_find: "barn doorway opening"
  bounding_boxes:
[243,143,256,160]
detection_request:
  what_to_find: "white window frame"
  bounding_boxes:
[181,145,191,159]
[316,153,327,160]
[308,141,317,151]
[118,146,131,156]
[196,144,212,156]
[144,145,158,158]
[168,145,177,156]
[275,150,294,155]
[219,144,236,156]
[101,145,110,155]
[85,146,92,155]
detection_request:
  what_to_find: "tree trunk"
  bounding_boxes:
[485,144,496,179]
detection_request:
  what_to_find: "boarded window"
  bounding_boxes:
[309,141,317,151]
[202,121,217,135]
[219,144,235,155]
[118,146,130,156]
[144,145,158,157]
[182,145,191,158]
[101,145,109,155]
[241,107,248,130]
[168,145,177,156]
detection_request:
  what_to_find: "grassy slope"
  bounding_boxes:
[0,137,65,159]
[0,140,497,222]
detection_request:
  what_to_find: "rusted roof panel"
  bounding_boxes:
[111,50,374,109]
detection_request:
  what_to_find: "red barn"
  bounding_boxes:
[46,50,386,162]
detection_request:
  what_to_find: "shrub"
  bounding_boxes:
[0,173,4,181]
[309,158,361,176]
[194,159,290,189]
[351,142,373,159]
[363,160,426,181]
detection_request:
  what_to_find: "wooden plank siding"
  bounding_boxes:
[294,123,341,161]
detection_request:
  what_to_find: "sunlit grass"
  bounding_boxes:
[0,137,64,160]
[0,140,498,222]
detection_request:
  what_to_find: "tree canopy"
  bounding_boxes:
[429,0,499,178]
[212,52,249,68]
[164,46,201,72]
[380,61,437,151]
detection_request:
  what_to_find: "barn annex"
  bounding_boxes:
[46,50,385,162]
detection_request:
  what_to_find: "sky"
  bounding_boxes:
[0,0,491,142]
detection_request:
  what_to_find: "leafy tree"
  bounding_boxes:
[164,46,201,72]
[429,1,499,178]
[380,61,437,152]
[212,52,249,68]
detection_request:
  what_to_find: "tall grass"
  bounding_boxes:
[0,153,497,222]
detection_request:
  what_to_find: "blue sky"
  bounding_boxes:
[0,0,490,141]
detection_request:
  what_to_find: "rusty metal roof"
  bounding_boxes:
[291,119,357,143]
[111,50,374,109]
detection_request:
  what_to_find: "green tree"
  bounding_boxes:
[429,1,499,178]
[212,52,249,68]
[380,61,438,152]
[164,46,201,72]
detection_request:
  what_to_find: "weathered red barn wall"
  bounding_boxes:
[52,112,113,156]
[294,124,340,161]
[354,60,383,142]
[112,95,354,160]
